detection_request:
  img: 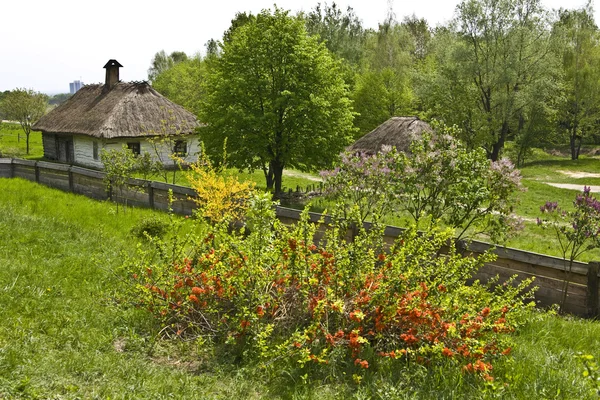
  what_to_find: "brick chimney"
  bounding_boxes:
[103,59,123,89]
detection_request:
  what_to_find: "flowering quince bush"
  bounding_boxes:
[321,122,525,243]
[537,186,600,311]
[119,190,535,383]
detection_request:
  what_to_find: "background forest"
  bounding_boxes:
[147,0,600,168]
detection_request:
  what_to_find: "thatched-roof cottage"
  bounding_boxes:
[33,60,200,169]
[348,117,433,154]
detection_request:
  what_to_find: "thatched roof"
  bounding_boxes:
[33,82,199,139]
[348,117,433,154]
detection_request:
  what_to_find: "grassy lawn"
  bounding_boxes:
[0,122,44,160]
[0,178,599,398]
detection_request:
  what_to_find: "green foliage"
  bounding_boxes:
[352,17,416,136]
[147,50,188,82]
[304,2,366,67]
[552,3,600,160]
[199,7,356,194]
[0,88,48,155]
[130,216,170,240]
[152,57,206,115]
[577,353,600,397]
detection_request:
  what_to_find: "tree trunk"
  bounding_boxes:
[271,160,284,195]
[570,131,578,160]
[490,121,509,161]
[263,164,274,190]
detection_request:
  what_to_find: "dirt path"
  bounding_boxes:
[544,182,600,192]
[284,170,322,182]
[557,170,600,178]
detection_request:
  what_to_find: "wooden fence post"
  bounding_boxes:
[34,162,40,183]
[10,159,15,178]
[68,167,74,192]
[148,182,155,209]
[587,262,599,318]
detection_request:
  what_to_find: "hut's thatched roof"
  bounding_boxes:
[348,117,433,154]
[33,82,199,139]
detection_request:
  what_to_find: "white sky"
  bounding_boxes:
[0,0,594,94]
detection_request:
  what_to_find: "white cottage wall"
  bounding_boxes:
[72,135,200,169]
[73,135,104,169]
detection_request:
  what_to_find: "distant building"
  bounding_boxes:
[69,80,83,94]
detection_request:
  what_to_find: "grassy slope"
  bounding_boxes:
[0,178,599,399]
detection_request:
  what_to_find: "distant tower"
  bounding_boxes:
[69,80,83,94]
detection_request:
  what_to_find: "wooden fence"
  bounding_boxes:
[1,157,598,318]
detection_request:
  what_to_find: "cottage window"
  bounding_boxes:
[173,140,187,157]
[127,142,141,156]
[93,141,99,160]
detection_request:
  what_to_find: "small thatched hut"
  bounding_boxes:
[348,117,433,154]
[33,59,200,168]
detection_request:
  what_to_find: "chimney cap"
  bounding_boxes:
[103,59,123,68]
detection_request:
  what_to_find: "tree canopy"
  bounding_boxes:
[199,7,356,194]
[147,50,189,82]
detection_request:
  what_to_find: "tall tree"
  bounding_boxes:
[152,56,206,115]
[200,7,355,194]
[0,88,48,154]
[352,13,415,135]
[304,2,366,67]
[147,50,188,82]
[552,3,600,160]
[454,0,553,160]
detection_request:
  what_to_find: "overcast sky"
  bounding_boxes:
[0,0,594,94]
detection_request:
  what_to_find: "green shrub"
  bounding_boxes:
[130,216,169,240]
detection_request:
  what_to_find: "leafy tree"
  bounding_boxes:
[403,14,432,61]
[147,50,188,82]
[552,3,600,160]
[152,56,206,115]
[304,2,366,67]
[100,145,138,214]
[223,12,255,44]
[200,7,355,194]
[0,88,48,154]
[352,14,415,135]
[420,0,553,160]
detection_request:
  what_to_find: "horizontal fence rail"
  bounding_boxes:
[1,157,598,318]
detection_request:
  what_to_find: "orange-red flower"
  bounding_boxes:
[191,286,203,295]
[442,347,454,357]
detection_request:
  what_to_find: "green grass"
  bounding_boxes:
[0,178,599,398]
[0,122,44,160]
